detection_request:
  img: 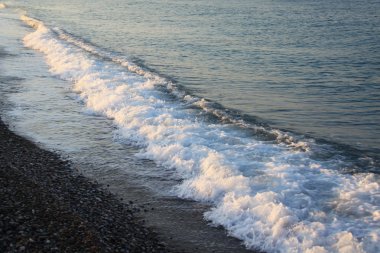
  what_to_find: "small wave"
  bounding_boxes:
[51,25,312,153]
[21,15,380,253]
[20,15,45,30]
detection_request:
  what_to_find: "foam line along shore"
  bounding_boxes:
[17,10,380,253]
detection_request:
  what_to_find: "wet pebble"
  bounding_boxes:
[0,119,176,253]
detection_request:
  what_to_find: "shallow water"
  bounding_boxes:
[0,11,251,253]
[1,2,380,253]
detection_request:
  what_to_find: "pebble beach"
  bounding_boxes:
[0,118,174,253]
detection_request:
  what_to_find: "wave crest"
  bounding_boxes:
[21,14,380,253]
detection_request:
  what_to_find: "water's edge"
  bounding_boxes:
[1,5,379,253]
[0,99,254,253]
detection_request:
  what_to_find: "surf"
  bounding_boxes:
[20,14,380,253]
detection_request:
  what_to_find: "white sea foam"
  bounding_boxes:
[47,25,311,151]
[22,15,380,253]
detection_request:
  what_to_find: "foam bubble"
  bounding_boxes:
[22,15,380,253]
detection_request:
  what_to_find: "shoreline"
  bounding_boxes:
[0,116,256,253]
[0,117,176,252]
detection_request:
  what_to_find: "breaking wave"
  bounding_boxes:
[21,14,380,253]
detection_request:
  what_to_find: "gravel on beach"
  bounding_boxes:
[0,118,177,253]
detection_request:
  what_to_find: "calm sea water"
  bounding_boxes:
[1,0,380,252]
